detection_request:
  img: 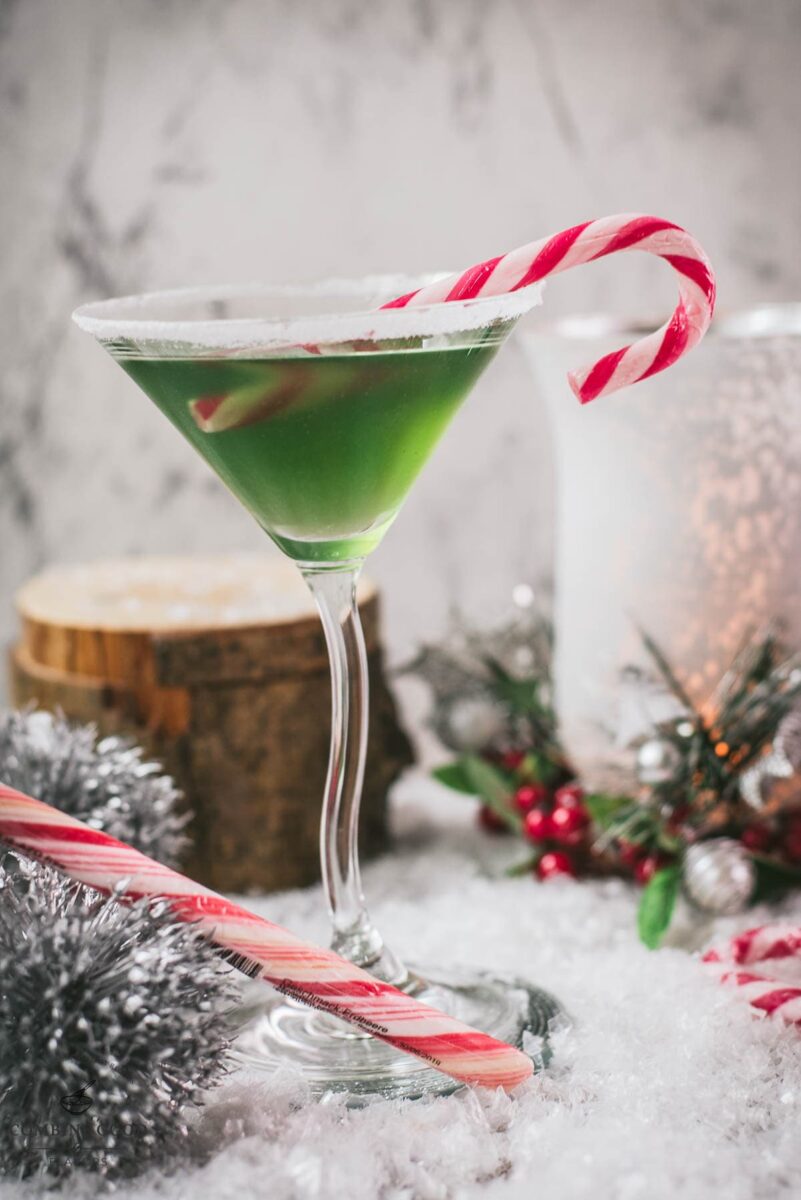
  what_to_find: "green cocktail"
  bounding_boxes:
[120,343,501,563]
[73,278,555,1101]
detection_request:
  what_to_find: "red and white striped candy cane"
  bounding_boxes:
[704,923,801,1025]
[383,214,716,404]
[0,784,532,1091]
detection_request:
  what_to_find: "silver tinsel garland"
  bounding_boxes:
[0,857,238,1181]
[0,709,188,865]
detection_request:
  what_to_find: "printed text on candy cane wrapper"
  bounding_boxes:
[273,979,444,1068]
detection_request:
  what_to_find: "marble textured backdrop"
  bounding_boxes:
[2,0,800,719]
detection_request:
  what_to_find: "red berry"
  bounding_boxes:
[478,805,507,834]
[523,807,554,843]
[558,830,584,848]
[554,782,585,811]
[634,855,662,885]
[741,825,772,852]
[550,803,588,844]
[514,783,548,814]
[501,750,526,772]
[536,851,576,880]
[618,840,643,868]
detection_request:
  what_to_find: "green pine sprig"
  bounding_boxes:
[428,621,801,950]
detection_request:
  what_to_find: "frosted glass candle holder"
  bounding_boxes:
[523,305,801,783]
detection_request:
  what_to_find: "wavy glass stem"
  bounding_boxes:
[302,564,406,986]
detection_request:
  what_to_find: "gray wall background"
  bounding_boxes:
[2,0,800,716]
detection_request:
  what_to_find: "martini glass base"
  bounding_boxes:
[232,966,563,1101]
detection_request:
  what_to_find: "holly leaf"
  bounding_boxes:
[463,755,522,833]
[493,676,542,717]
[432,760,475,795]
[483,656,548,715]
[506,854,538,877]
[584,793,633,828]
[432,757,522,832]
[637,864,681,949]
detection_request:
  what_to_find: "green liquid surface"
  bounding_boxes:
[121,344,501,563]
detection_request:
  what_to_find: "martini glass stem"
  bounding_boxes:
[302,564,407,985]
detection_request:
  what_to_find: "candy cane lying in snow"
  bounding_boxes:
[384,214,716,404]
[704,924,801,1023]
[0,784,533,1091]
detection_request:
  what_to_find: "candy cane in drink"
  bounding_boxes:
[0,784,533,1091]
[384,213,716,403]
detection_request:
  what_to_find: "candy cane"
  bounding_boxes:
[384,214,716,403]
[704,923,801,1025]
[705,924,801,967]
[0,784,532,1091]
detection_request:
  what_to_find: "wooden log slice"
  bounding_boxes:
[10,555,413,892]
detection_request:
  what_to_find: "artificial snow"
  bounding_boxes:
[8,775,801,1199]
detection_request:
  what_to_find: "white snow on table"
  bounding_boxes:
[16,775,801,1200]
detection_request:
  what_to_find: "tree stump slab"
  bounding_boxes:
[9,554,413,893]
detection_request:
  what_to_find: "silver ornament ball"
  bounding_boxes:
[636,736,681,786]
[434,693,507,753]
[683,838,756,916]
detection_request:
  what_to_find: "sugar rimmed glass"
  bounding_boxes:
[73,276,560,1099]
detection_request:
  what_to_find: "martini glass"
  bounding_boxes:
[73,276,560,1099]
